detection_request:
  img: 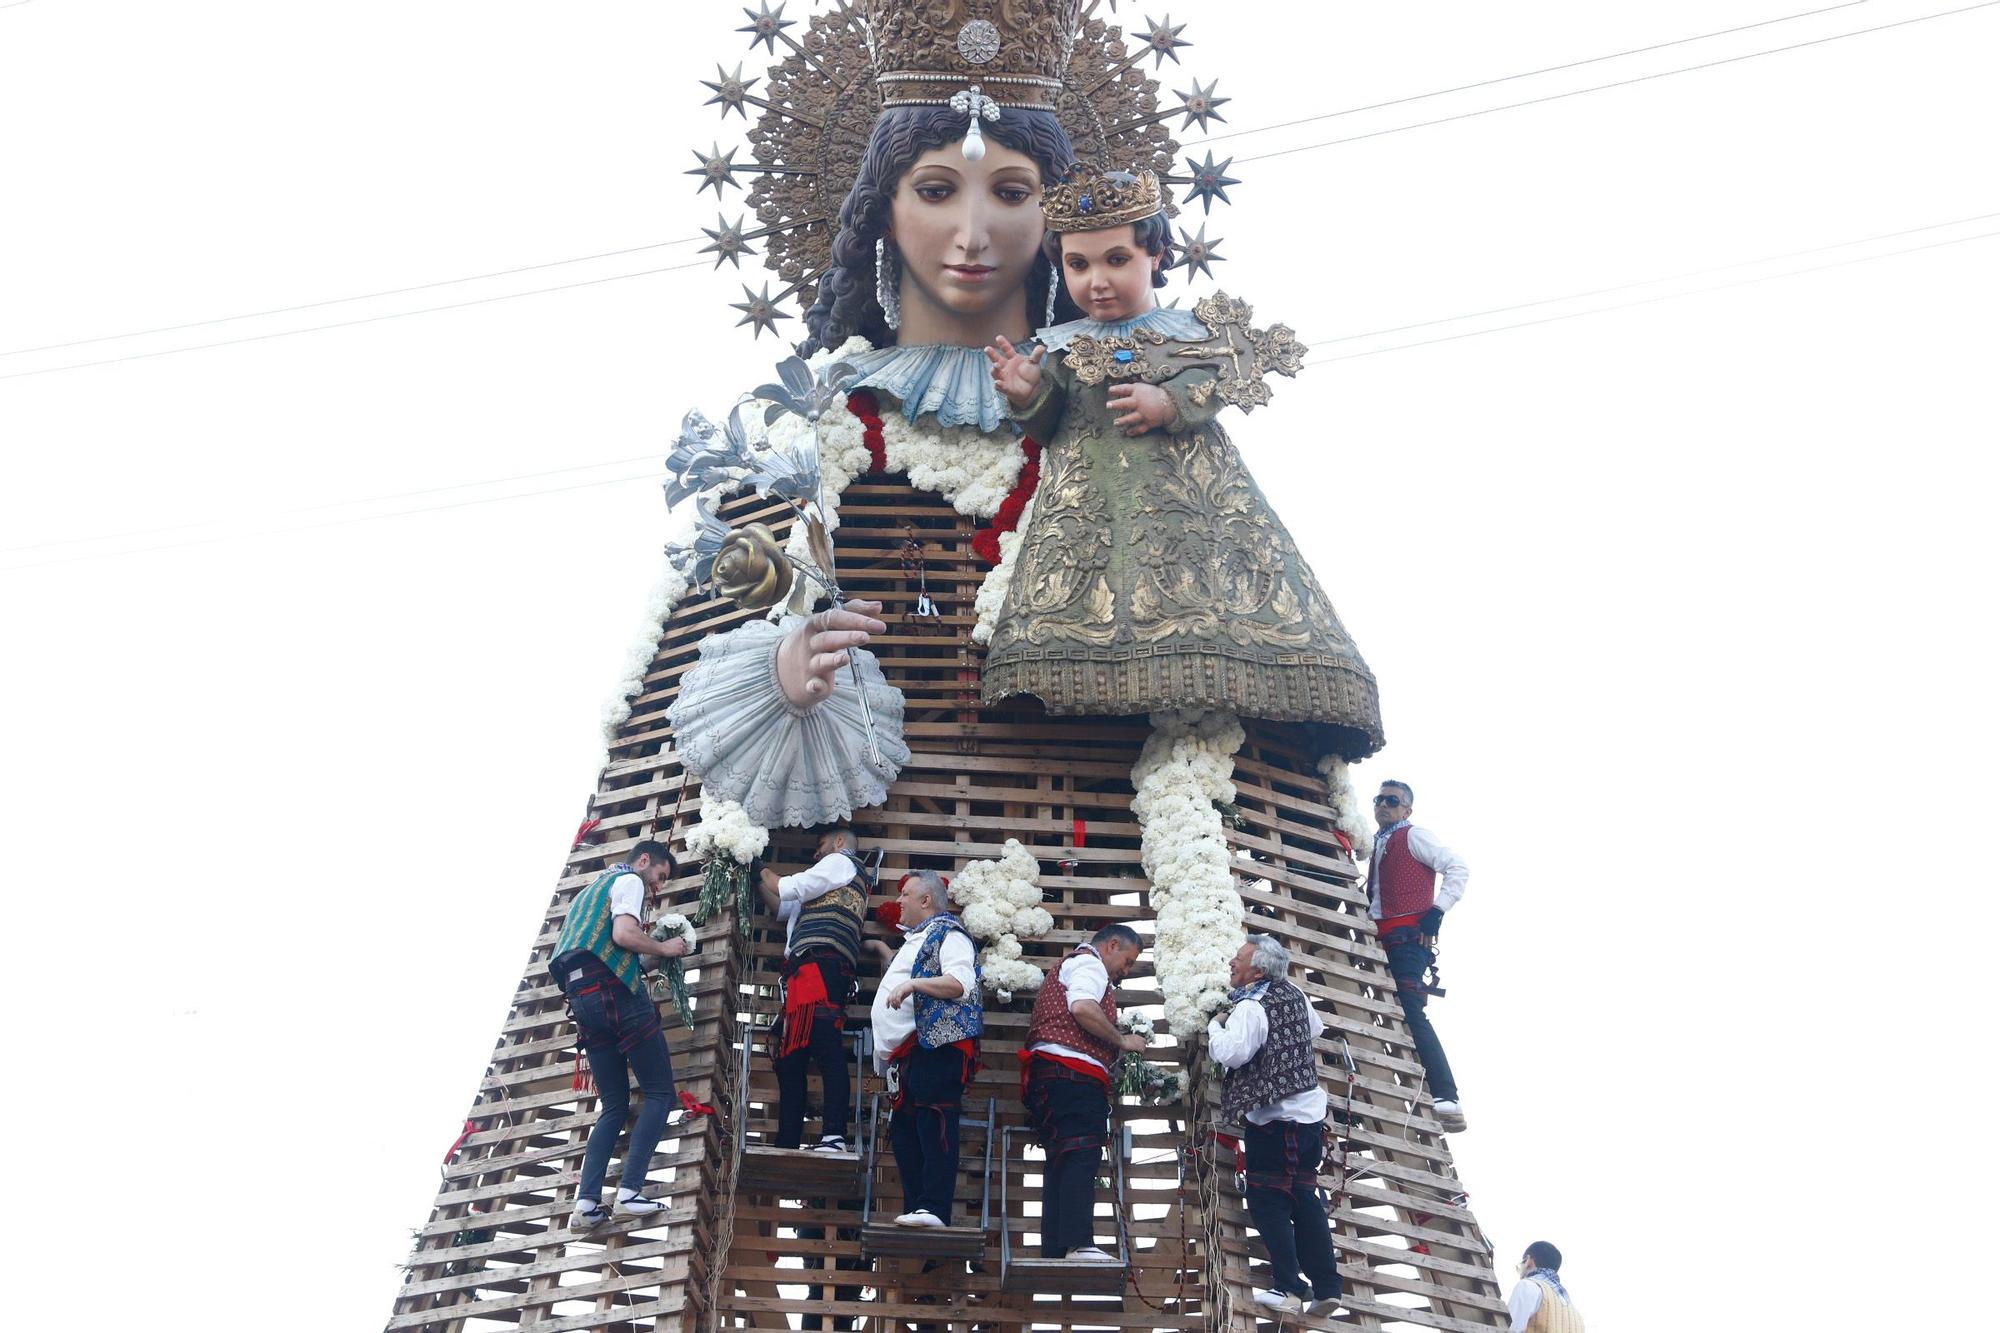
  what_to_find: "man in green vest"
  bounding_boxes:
[549,839,691,1229]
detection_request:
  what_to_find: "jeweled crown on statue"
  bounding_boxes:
[866,0,1085,108]
[1042,164,1166,232]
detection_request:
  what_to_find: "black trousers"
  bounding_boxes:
[889,1045,970,1222]
[1243,1119,1341,1302]
[1024,1062,1109,1257]
[774,1006,851,1147]
[1381,927,1459,1102]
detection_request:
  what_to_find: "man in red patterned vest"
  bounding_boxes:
[1367,779,1470,1132]
[1019,923,1147,1262]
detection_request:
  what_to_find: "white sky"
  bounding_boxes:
[2,2,1995,1328]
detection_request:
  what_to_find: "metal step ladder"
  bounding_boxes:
[998,1123,1132,1296]
[731,1023,870,1196]
[857,1091,997,1262]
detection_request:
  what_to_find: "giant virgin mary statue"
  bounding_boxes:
[657,0,1384,1029]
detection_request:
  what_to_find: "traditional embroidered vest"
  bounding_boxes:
[1525,1280,1585,1333]
[1220,979,1319,1120]
[1026,945,1120,1067]
[911,914,984,1049]
[552,866,645,994]
[790,851,868,965]
[1371,825,1437,920]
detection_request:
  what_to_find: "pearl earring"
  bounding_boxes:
[875,237,901,331]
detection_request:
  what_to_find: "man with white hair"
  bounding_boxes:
[869,870,982,1227]
[1208,934,1341,1317]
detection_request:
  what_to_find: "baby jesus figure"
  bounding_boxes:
[976,165,1378,746]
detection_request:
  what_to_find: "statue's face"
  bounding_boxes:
[887,142,1045,340]
[1057,224,1161,324]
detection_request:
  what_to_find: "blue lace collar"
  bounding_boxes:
[846,343,1014,434]
[1036,304,1209,352]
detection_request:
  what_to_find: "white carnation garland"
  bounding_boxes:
[1131,709,1249,1039]
[946,838,1051,998]
[971,495,1035,646]
[1316,753,1374,858]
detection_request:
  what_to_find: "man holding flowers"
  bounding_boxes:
[548,840,691,1229]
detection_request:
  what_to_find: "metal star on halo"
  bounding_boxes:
[700,214,757,270]
[687,143,742,198]
[737,2,794,55]
[1175,223,1226,281]
[1138,14,1192,68]
[702,63,759,120]
[730,282,793,339]
[1182,150,1240,214]
[1174,77,1230,132]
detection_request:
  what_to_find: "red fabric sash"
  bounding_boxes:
[778,958,833,1058]
[1017,1047,1111,1099]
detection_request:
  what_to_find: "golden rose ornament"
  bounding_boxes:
[712,523,793,610]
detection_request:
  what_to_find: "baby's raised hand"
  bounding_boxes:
[985,334,1047,409]
[1108,382,1174,435]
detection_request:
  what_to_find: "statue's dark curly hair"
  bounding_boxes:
[1042,210,1175,291]
[800,105,1080,355]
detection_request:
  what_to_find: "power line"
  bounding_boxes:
[0,452,663,555]
[9,205,1996,566]
[0,241,697,359]
[1239,1,2000,165]
[0,470,664,574]
[1303,225,2000,366]
[1203,0,1870,146]
[0,256,717,383]
[1313,209,2000,347]
[0,2,1933,365]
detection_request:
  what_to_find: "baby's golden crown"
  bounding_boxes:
[1042,165,1166,234]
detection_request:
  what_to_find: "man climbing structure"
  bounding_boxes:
[1366,780,1470,1131]
[549,840,691,1228]
[758,825,872,1152]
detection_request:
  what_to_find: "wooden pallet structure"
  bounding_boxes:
[387,478,1510,1331]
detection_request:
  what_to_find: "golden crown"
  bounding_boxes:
[1043,165,1165,233]
[866,0,1084,110]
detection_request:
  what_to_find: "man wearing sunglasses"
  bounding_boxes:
[1367,781,1470,1132]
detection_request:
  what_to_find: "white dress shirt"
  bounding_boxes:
[1206,982,1328,1124]
[1366,823,1469,920]
[1507,1276,1577,1331]
[606,871,646,923]
[1027,950,1112,1070]
[775,852,859,954]
[870,920,979,1074]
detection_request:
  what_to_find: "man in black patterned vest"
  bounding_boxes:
[757,825,872,1153]
[1208,933,1342,1318]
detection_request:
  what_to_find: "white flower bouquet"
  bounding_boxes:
[647,912,698,1027]
[684,796,769,936]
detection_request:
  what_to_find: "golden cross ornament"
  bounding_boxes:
[1063,292,1306,412]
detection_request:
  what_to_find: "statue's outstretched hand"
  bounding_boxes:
[776,599,887,710]
[985,335,1046,410]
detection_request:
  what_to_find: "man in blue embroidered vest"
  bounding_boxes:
[869,870,982,1227]
[548,839,691,1230]
[1365,778,1470,1132]
[758,825,873,1153]
[1210,934,1342,1317]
